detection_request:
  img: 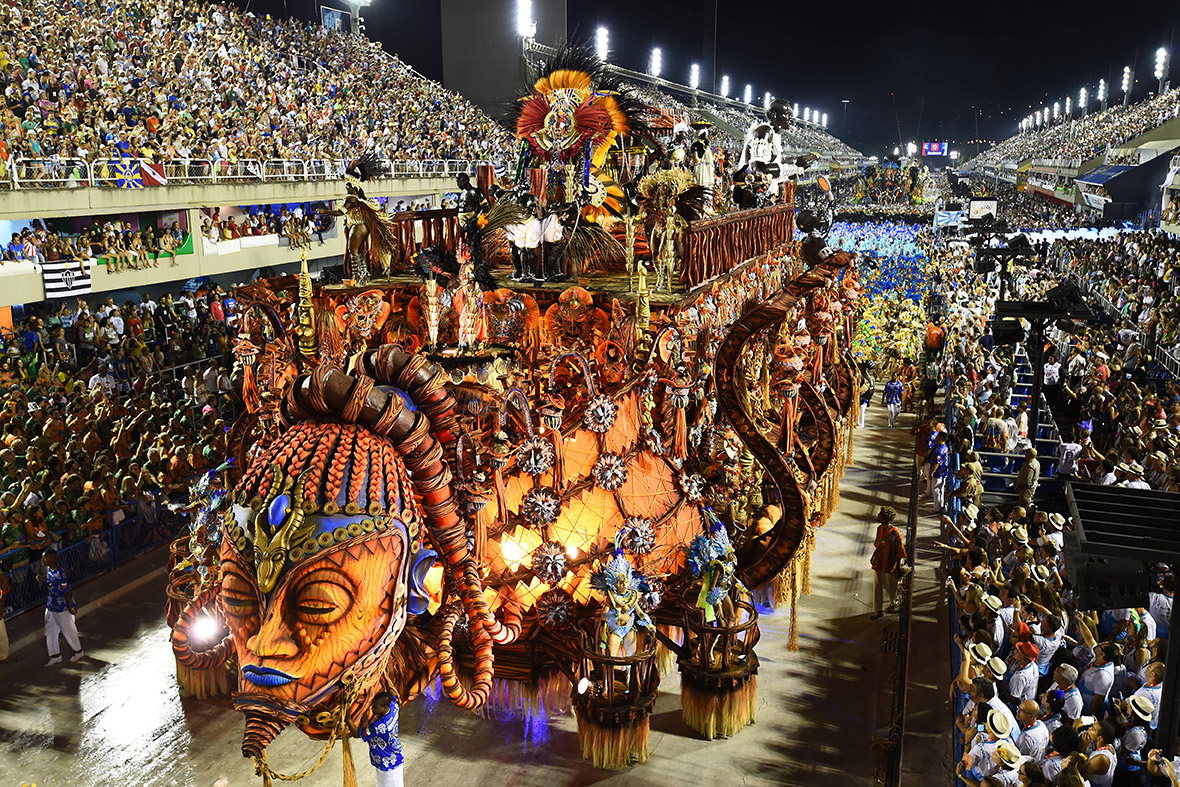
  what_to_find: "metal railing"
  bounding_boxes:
[11,156,91,189]
[1,501,184,619]
[4,157,504,190]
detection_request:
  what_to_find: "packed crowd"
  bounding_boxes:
[844,213,1180,786]
[0,289,235,572]
[200,204,332,249]
[4,218,190,272]
[992,185,1107,231]
[963,87,1180,170]
[0,0,516,186]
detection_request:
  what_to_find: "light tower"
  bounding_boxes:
[1079,87,1088,116]
[1122,65,1134,106]
[743,84,752,105]
[649,48,662,79]
[690,63,700,90]
[595,26,609,62]
[1156,47,1170,94]
[720,75,730,98]
[1098,78,1107,110]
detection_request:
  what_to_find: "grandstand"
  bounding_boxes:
[959,84,1180,221]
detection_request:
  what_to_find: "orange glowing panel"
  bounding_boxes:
[601,392,640,455]
[614,451,679,520]
[561,430,599,484]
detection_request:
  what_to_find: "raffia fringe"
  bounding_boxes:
[478,673,573,718]
[175,659,232,699]
[655,625,683,676]
[575,708,650,769]
[680,674,758,740]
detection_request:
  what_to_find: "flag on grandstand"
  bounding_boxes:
[41,258,92,299]
[140,161,168,187]
[111,160,143,189]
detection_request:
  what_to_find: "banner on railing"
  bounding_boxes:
[41,257,92,298]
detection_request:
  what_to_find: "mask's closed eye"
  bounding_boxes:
[292,575,352,626]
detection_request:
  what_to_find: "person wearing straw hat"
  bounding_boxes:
[1041,513,1065,551]
[1122,462,1151,490]
[1112,694,1154,783]
[959,708,1013,782]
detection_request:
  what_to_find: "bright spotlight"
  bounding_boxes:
[193,614,220,644]
[1098,78,1106,102]
[1122,65,1132,93]
[720,75,729,97]
[690,63,700,90]
[821,112,828,127]
[649,47,661,78]
[515,0,536,39]
[595,26,609,62]
[743,84,752,104]
[763,91,772,110]
[803,106,810,122]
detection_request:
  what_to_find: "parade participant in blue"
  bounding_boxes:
[928,431,951,513]
[356,691,405,787]
[883,375,905,428]
[42,547,85,665]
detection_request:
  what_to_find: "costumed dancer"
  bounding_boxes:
[319,154,401,283]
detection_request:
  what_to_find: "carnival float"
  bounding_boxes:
[164,46,863,784]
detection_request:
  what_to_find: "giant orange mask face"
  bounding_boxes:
[220,516,409,713]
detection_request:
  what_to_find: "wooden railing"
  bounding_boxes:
[387,207,462,266]
[681,198,795,289]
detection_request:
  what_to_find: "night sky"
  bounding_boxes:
[245,0,1179,157]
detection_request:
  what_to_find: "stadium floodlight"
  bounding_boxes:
[804,107,810,122]
[893,147,900,156]
[822,112,828,127]
[1122,65,1134,105]
[595,26,609,62]
[1065,96,1071,116]
[720,75,730,98]
[1053,101,1060,121]
[906,141,917,156]
[1035,110,1042,127]
[1098,78,1107,108]
[743,84,752,104]
[764,91,772,110]
[1156,47,1170,92]
[649,47,662,78]
[793,102,799,117]
[690,63,700,90]
[950,150,960,160]
[516,0,536,39]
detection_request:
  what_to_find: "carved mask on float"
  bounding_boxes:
[218,425,436,733]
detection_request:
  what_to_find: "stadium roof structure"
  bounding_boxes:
[1074,165,1136,187]
[1065,481,1180,561]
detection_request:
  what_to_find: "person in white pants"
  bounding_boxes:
[42,549,84,666]
[359,692,404,787]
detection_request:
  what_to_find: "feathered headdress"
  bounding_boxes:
[686,510,733,578]
[344,153,390,192]
[512,46,653,165]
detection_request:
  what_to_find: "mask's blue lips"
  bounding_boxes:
[241,666,298,687]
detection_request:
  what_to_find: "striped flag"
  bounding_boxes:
[41,258,92,299]
[112,160,144,189]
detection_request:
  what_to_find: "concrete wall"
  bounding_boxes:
[0,176,457,221]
